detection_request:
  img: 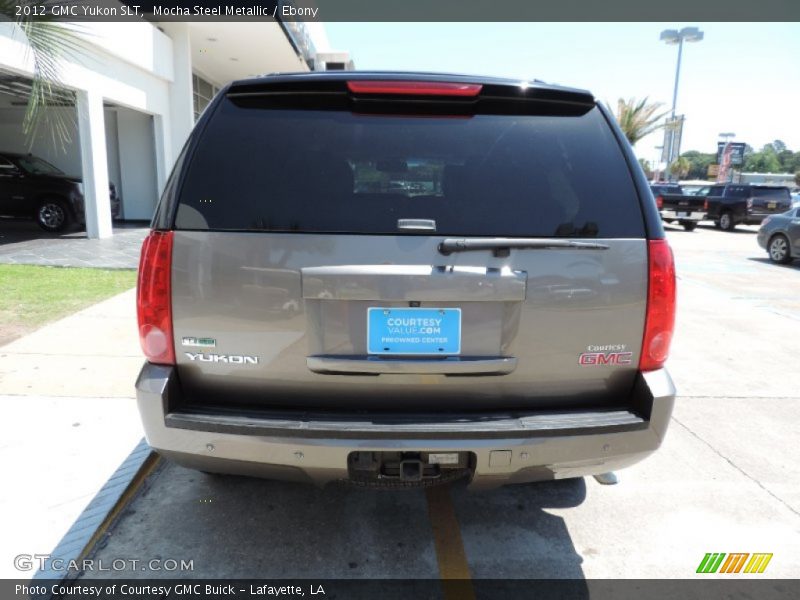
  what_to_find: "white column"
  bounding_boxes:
[168,23,195,163]
[76,89,112,239]
[152,114,169,195]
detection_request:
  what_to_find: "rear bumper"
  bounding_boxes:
[660,209,705,222]
[743,214,774,225]
[135,363,676,489]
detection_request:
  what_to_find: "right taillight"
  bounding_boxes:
[703,199,708,211]
[136,231,175,365]
[640,239,676,372]
[655,195,664,210]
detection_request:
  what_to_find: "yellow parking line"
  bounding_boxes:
[425,484,475,600]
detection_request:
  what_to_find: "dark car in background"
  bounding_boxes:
[650,183,705,231]
[705,184,792,231]
[757,207,800,264]
[0,152,119,232]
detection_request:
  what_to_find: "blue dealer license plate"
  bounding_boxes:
[367,308,461,355]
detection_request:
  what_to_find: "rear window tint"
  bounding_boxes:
[726,186,749,198]
[752,187,790,200]
[651,185,683,195]
[175,99,645,238]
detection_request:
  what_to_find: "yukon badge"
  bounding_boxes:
[185,352,259,365]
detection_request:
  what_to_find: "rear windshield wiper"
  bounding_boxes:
[438,237,610,257]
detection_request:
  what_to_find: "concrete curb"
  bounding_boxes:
[33,439,160,582]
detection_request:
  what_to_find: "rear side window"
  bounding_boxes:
[175,98,645,238]
[726,186,749,198]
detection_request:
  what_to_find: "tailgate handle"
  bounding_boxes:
[398,219,436,232]
[307,356,517,375]
[439,237,610,257]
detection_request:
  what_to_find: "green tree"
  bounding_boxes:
[0,2,84,150]
[744,146,782,173]
[611,97,669,146]
[795,170,800,187]
[771,139,787,153]
[669,156,691,179]
[778,151,800,174]
[680,150,715,179]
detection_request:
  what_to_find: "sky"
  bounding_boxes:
[325,23,800,165]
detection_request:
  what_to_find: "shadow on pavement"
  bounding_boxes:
[747,257,800,269]
[695,223,758,234]
[0,219,82,244]
[78,461,588,590]
[83,462,440,579]
[0,219,145,245]
[451,477,588,584]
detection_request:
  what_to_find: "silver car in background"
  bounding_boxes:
[758,207,800,264]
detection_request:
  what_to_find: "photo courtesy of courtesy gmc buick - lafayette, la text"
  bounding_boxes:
[135,72,677,490]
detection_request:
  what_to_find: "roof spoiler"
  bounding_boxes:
[226,73,595,109]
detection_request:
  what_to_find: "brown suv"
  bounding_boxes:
[135,72,676,489]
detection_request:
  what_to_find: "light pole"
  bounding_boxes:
[660,27,704,180]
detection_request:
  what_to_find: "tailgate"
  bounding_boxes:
[750,188,792,215]
[167,79,649,412]
[662,194,704,211]
[171,232,646,410]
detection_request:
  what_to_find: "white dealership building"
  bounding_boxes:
[0,15,349,237]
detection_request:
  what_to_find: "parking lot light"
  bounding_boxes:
[661,27,704,180]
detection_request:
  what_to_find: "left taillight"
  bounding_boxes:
[136,231,175,365]
[639,239,676,372]
[655,195,664,210]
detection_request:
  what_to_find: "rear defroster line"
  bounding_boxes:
[425,485,476,600]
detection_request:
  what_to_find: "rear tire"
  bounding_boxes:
[681,221,697,232]
[36,198,71,232]
[719,212,735,231]
[768,234,792,264]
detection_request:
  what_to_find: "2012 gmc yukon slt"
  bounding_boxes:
[135,72,677,490]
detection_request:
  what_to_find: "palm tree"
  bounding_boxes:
[669,156,691,179]
[0,1,85,150]
[612,97,669,146]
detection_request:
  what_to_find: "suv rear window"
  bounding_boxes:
[175,97,645,238]
[651,185,683,195]
[752,187,790,200]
